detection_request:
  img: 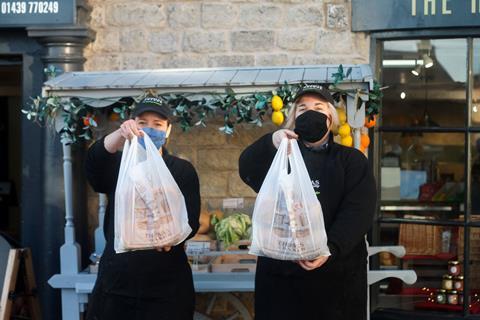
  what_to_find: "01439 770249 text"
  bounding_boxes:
[1,1,59,15]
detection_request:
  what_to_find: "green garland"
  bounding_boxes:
[22,65,383,145]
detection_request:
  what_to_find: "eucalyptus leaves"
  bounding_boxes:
[21,65,383,145]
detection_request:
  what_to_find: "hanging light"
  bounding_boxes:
[423,54,434,68]
[411,64,422,76]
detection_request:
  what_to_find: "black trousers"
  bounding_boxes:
[86,276,195,320]
[254,257,367,320]
[86,292,194,320]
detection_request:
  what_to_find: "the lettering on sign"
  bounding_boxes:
[352,0,480,31]
[473,0,480,13]
[443,0,452,14]
[412,0,480,16]
[1,1,59,15]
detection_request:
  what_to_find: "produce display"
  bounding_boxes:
[211,213,252,248]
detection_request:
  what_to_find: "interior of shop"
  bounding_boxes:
[374,38,480,317]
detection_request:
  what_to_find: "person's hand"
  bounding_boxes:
[298,256,329,271]
[272,129,298,149]
[119,119,144,140]
[104,119,144,153]
[156,246,171,252]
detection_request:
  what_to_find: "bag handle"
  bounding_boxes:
[277,138,290,173]
[288,139,314,186]
[115,137,138,193]
[142,133,157,157]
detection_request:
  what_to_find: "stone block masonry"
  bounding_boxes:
[84,0,369,71]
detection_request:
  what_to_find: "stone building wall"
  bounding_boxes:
[83,0,370,248]
[84,0,369,71]
[168,121,277,212]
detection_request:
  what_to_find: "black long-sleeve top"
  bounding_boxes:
[85,138,200,298]
[239,132,377,275]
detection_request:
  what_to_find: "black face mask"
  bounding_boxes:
[294,110,329,143]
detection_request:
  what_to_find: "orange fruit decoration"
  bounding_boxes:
[109,112,120,121]
[360,134,370,148]
[83,114,98,127]
[365,115,376,128]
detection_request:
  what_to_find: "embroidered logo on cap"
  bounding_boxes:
[141,97,164,106]
[302,84,325,91]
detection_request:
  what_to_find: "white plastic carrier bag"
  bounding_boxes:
[249,138,330,260]
[114,134,191,253]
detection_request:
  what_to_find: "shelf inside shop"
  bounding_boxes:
[380,201,461,212]
[402,253,457,261]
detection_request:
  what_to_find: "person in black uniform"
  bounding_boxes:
[85,97,200,320]
[239,84,377,320]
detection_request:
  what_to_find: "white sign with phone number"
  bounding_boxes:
[1,1,58,14]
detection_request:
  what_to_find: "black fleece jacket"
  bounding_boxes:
[85,138,200,298]
[239,132,377,273]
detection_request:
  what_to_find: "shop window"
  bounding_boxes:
[374,37,480,318]
[380,132,465,222]
[382,39,467,128]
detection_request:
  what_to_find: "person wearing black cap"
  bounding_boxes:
[239,84,377,320]
[85,96,200,320]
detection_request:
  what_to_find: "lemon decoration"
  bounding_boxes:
[341,135,353,147]
[271,95,283,111]
[338,123,351,137]
[272,111,284,126]
[337,108,347,125]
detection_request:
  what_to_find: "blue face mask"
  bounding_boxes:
[139,127,167,150]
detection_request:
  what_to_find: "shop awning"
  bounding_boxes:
[42,64,374,101]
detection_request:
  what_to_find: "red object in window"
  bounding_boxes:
[418,182,443,201]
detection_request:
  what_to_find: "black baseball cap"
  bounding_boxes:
[293,83,335,105]
[132,96,172,119]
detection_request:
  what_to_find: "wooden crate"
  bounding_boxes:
[398,223,443,255]
[458,223,480,262]
[211,254,257,273]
